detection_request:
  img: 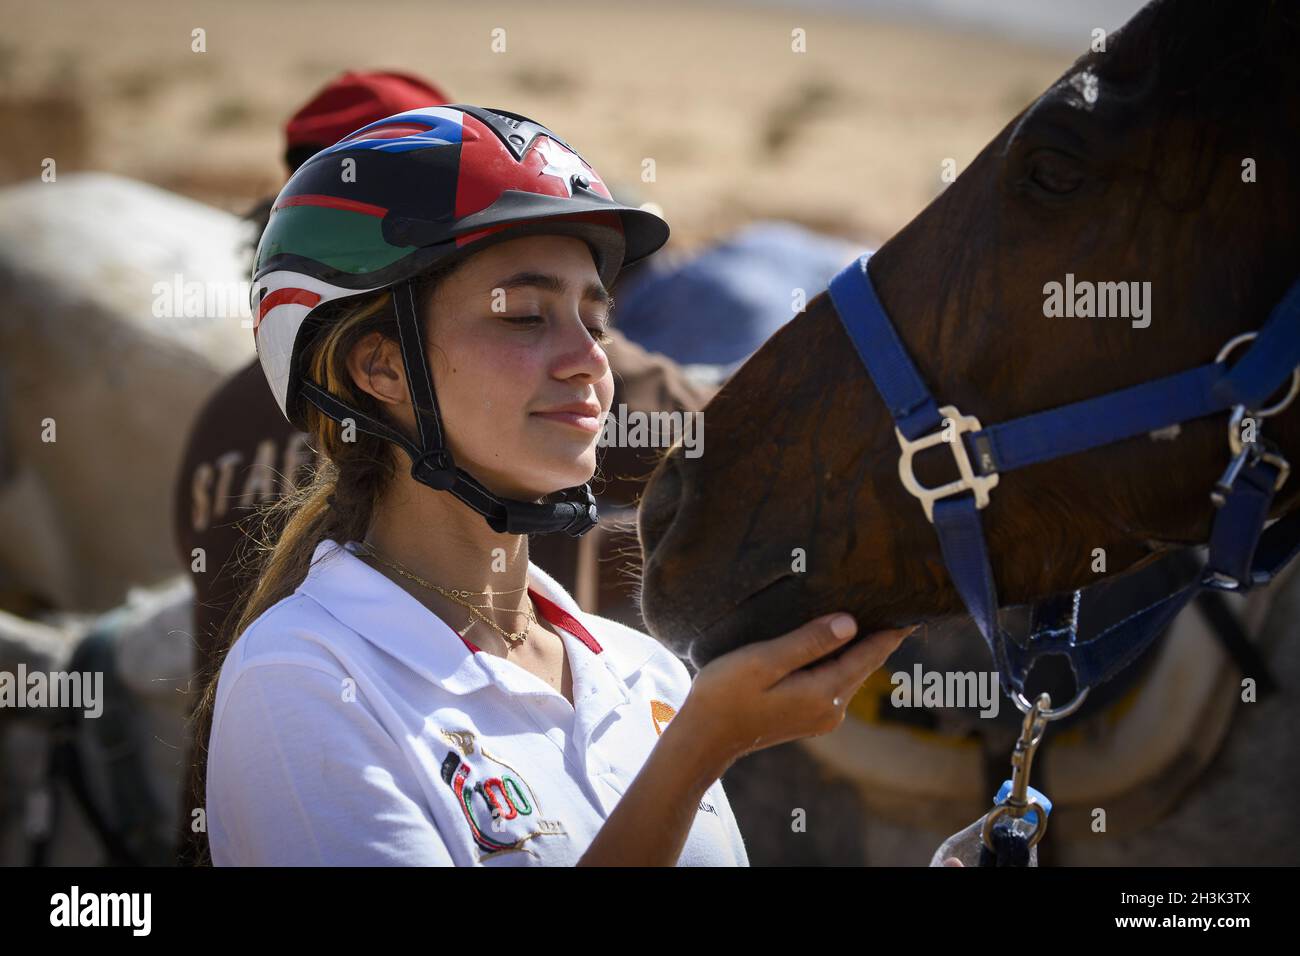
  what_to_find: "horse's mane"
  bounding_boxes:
[1105,0,1300,108]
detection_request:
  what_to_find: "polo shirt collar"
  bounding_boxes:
[524,560,658,681]
[296,539,656,698]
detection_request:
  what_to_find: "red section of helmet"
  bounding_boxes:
[447,117,623,254]
[454,118,613,219]
[274,194,389,217]
[255,287,322,332]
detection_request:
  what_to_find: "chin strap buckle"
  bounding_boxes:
[561,488,599,537]
[411,449,457,491]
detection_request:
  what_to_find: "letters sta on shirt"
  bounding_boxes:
[439,731,566,860]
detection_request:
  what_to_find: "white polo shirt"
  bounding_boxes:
[206,538,749,866]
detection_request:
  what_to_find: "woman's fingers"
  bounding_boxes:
[684,616,916,763]
[830,626,912,686]
[737,613,864,683]
[747,625,915,740]
[777,625,913,702]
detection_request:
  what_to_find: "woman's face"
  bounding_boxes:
[359,234,615,502]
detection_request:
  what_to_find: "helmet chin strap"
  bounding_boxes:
[297,278,598,536]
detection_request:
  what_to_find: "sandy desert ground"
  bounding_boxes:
[0,0,1080,251]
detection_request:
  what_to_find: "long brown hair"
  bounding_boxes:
[184,260,459,864]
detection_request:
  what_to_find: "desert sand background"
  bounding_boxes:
[0,0,1132,253]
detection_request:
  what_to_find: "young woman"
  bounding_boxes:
[197,104,913,866]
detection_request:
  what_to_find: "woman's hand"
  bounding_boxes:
[677,613,914,776]
[577,613,914,866]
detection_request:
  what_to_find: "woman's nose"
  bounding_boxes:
[553,317,609,379]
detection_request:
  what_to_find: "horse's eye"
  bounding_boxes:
[1026,149,1085,195]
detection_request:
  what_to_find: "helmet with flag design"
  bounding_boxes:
[250,104,669,537]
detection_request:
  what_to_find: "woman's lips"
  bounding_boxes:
[530,410,603,433]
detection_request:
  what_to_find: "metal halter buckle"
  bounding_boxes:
[1211,406,1292,505]
[896,405,1000,523]
[1209,333,1298,507]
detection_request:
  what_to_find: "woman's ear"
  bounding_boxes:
[346,332,408,408]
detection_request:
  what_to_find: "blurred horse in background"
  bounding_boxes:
[0,173,253,614]
[0,173,252,863]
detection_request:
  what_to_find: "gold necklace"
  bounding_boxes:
[353,541,535,647]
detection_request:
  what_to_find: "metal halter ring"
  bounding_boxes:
[1216,332,1300,418]
[1013,686,1090,720]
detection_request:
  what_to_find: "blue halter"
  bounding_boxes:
[828,255,1300,711]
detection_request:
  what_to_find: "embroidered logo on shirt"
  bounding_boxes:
[440,729,477,755]
[650,699,677,736]
[439,731,566,858]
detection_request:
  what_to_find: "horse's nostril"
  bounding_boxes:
[638,453,683,559]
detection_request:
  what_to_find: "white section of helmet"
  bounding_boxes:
[252,270,382,421]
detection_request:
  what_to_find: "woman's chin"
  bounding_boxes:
[544,463,598,494]
[521,442,598,487]
[543,462,598,492]
[492,460,597,500]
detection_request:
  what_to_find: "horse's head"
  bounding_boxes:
[637,0,1300,667]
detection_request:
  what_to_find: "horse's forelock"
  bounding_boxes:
[1101,0,1299,103]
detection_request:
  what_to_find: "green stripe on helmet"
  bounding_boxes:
[258,205,411,275]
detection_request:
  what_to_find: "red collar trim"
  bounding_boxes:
[529,589,604,654]
[454,589,604,655]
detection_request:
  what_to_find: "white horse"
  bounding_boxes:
[0,172,255,613]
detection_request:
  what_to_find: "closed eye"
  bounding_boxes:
[503,313,612,344]
[1025,148,1086,195]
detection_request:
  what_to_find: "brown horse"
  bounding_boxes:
[637,0,1300,676]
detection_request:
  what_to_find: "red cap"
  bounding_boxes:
[284,70,452,152]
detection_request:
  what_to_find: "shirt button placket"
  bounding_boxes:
[582,751,614,815]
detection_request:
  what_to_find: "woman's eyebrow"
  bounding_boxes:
[493,270,612,307]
